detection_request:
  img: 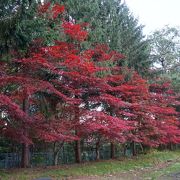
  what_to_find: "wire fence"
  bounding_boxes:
[0,143,132,169]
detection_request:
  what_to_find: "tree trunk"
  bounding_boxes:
[123,144,127,156]
[75,139,81,163]
[53,142,59,166]
[110,142,115,159]
[54,151,60,166]
[139,143,144,154]
[21,143,30,168]
[131,142,137,156]
[21,98,30,168]
[53,142,64,166]
[168,143,174,151]
[96,141,100,160]
[74,106,81,163]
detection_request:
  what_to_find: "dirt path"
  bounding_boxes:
[70,159,180,180]
[159,172,180,180]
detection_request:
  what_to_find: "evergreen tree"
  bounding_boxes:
[61,0,150,76]
[1,0,150,75]
[0,0,38,56]
[0,0,60,59]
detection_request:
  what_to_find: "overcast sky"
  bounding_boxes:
[125,0,180,35]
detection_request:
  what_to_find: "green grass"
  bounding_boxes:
[0,150,180,180]
[146,161,180,180]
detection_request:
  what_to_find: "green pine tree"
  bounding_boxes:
[61,0,150,76]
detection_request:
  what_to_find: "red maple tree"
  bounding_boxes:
[0,2,179,167]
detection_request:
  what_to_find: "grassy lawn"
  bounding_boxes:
[146,161,180,180]
[0,150,180,180]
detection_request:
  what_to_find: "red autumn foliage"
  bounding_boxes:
[52,3,65,19]
[62,22,88,41]
[38,2,64,20]
[38,2,51,14]
[0,2,179,153]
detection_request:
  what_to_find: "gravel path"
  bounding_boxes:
[159,172,180,180]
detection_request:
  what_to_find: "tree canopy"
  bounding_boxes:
[0,1,179,169]
[62,0,151,76]
[148,26,180,92]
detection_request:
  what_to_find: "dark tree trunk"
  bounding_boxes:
[110,142,115,159]
[74,106,81,163]
[21,98,30,168]
[123,144,127,156]
[21,143,30,168]
[75,139,81,163]
[131,142,137,156]
[96,141,100,160]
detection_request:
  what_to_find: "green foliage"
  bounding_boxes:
[148,26,180,92]
[0,138,10,153]
[31,154,46,165]
[149,26,180,73]
[0,0,150,75]
[0,0,61,59]
[0,0,37,56]
[159,72,180,93]
[62,0,150,76]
